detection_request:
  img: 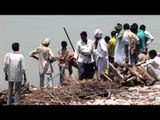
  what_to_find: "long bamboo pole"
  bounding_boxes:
[63,27,75,52]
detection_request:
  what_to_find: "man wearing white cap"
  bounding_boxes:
[29,37,56,88]
[92,29,103,79]
[94,29,109,79]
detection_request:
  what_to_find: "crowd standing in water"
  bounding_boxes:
[3,23,158,105]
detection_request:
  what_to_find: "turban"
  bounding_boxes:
[94,29,103,38]
[115,23,122,30]
[41,37,50,46]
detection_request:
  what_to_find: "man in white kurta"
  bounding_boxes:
[114,24,126,66]
[114,23,131,66]
[114,33,128,66]
[29,38,55,88]
[92,29,103,79]
[96,38,109,80]
[141,50,160,81]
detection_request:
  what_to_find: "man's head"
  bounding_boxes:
[139,24,146,31]
[12,42,19,51]
[61,41,67,48]
[80,31,87,41]
[104,36,110,44]
[130,23,138,34]
[114,23,122,33]
[41,37,50,47]
[149,49,157,59]
[123,23,130,30]
[111,30,116,38]
[94,29,103,39]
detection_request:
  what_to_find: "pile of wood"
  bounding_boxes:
[0,63,156,105]
[20,78,120,105]
[0,83,38,105]
[0,89,7,105]
[101,63,156,87]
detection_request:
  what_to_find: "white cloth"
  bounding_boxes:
[4,52,12,64]
[4,51,26,82]
[41,37,50,46]
[145,31,154,45]
[96,38,109,79]
[92,39,100,62]
[114,33,129,66]
[74,39,94,63]
[141,56,160,80]
[141,56,160,68]
[94,29,103,38]
[3,52,12,74]
[29,45,54,74]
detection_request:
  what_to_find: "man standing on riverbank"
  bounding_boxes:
[29,38,56,88]
[74,31,94,80]
[3,42,27,105]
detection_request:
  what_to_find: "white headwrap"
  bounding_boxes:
[94,29,103,38]
[41,37,50,46]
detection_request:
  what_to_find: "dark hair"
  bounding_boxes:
[104,36,110,43]
[61,41,67,47]
[130,23,138,34]
[149,49,157,59]
[139,24,146,31]
[123,23,130,30]
[12,42,19,51]
[80,31,87,37]
[111,30,116,37]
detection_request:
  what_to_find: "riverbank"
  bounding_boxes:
[70,82,160,105]
[1,77,160,105]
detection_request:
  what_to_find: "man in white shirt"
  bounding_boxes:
[141,49,160,81]
[139,24,154,51]
[3,42,27,105]
[74,31,94,80]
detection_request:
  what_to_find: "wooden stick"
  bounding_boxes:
[63,27,75,52]
[101,72,113,82]
[109,63,124,82]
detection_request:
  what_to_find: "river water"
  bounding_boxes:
[0,15,159,89]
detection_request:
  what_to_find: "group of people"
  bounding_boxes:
[3,22,159,105]
[3,37,78,105]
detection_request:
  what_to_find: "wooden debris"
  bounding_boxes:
[101,72,113,82]
[109,63,124,83]
[0,62,158,105]
[134,66,156,86]
[18,79,117,105]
